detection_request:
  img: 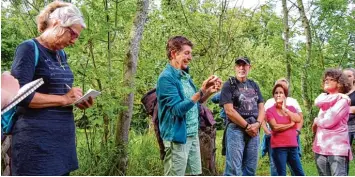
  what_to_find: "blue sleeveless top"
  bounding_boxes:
[10,39,78,175]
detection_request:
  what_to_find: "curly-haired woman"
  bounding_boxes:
[312,69,352,176]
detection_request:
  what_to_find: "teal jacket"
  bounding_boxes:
[156,64,197,144]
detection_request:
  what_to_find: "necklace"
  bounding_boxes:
[56,52,66,70]
[37,36,65,70]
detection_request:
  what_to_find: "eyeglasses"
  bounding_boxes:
[323,78,337,82]
[66,27,79,40]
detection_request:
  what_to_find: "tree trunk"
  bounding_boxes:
[104,0,111,145]
[105,0,112,80]
[296,0,312,112]
[282,0,291,94]
[114,0,149,175]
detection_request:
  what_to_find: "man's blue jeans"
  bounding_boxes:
[224,123,259,176]
[272,147,305,176]
[267,135,302,176]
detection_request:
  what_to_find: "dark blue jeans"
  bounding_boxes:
[267,135,302,176]
[272,147,305,176]
[224,123,259,176]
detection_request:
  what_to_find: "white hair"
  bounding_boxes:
[275,78,290,88]
[49,4,86,28]
[37,1,86,33]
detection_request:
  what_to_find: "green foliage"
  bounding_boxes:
[73,129,162,176]
[74,129,355,175]
[1,0,355,175]
[312,0,355,67]
[126,131,163,175]
[1,3,38,71]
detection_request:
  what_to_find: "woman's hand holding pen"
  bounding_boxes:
[63,87,83,106]
[63,84,94,109]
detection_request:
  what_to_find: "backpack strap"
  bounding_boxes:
[229,76,238,88]
[229,77,259,95]
[229,76,238,101]
[2,40,41,135]
[29,39,66,68]
[59,50,65,59]
[29,39,39,68]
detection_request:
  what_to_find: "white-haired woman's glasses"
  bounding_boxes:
[66,27,79,40]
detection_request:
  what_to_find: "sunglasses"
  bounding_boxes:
[66,27,79,40]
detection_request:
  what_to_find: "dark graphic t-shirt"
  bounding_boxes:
[219,78,264,119]
[348,91,355,132]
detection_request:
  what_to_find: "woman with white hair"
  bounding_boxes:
[10,1,94,175]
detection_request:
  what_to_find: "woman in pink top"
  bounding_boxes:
[312,69,352,176]
[266,83,304,176]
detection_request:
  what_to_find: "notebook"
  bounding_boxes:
[73,89,101,105]
[1,78,44,114]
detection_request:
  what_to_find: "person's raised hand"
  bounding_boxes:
[282,97,287,111]
[206,80,223,95]
[214,77,222,90]
[201,75,220,92]
[1,72,20,97]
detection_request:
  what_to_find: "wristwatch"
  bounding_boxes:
[244,123,250,130]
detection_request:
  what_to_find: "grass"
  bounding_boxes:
[73,128,355,176]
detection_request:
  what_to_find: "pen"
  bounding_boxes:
[65,84,71,90]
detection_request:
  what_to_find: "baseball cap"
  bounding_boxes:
[235,56,251,65]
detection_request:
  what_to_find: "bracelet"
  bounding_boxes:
[244,123,249,130]
[199,89,204,98]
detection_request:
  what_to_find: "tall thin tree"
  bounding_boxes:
[296,0,312,112]
[282,0,291,94]
[114,0,149,175]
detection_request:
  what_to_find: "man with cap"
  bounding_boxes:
[220,56,265,176]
